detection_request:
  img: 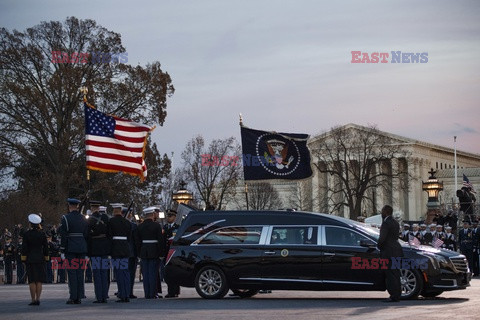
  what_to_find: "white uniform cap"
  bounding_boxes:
[110,203,124,209]
[28,214,42,224]
[142,206,158,216]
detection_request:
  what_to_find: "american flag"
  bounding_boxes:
[463,174,476,193]
[408,234,420,247]
[432,237,444,249]
[85,104,154,181]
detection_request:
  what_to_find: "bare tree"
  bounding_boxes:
[285,180,317,211]
[234,182,282,210]
[181,135,241,210]
[0,17,174,220]
[311,124,411,219]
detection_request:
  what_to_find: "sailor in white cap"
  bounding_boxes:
[21,214,49,305]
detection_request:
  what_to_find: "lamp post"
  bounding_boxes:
[172,181,193,205]
[422,168,444,224]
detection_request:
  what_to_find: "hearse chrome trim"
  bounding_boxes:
[239,278,374,286]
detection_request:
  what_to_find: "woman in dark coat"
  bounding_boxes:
[21,214,49,306]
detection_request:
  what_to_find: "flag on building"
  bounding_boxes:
[432,237,444,249]
[408,234,420,247]
[85,104,154,181]
[463,174,476,193]
[240,126,312,181]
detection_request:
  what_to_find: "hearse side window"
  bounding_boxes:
[198,226,263,245]
[270,226,317,245]
[325,226,368,247]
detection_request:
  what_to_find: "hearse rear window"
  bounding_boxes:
[197,226,263,245]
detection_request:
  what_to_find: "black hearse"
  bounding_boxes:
[165,210,471,299]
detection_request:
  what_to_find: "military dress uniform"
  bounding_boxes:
[127,214,138,299]
[444,227,457,251]
[3,239,15,284]
[163,211,180,298]
[108,203,132,303]
[59,198,89,304]
[135,207,164,299]
[459,224,474,271]
[87,201,111,303]
[471,224,480,276]
[16,238,26,284]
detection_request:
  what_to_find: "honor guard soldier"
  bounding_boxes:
[471,220,480,276]
[88,200,111,303]
[21,214,49,305]
[423,224,436,246]
[409,224,422,243]
[108,203,132,303]
[400,224,410,242]
[135,206,164,299]
[16,236,26,284]
[59,198,88,304]
[3,235,14,284]
[459,221,474,271]
[124,208,139,299]
[444,226,457,251]
[164,209,180,298]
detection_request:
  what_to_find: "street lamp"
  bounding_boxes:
[172,181,193,205]
[422,168,443,223]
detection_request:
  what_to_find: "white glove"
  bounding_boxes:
[61,253,65,260]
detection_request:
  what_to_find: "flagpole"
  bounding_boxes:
[81,86,91,214]
[454,136,458,205]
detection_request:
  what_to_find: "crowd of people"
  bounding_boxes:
[399,210,480,276]
[0,198,180,305]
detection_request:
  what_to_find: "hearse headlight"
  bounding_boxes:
[419,253,448,270]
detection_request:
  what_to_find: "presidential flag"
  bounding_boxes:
[85,104,154,181]
[240,126,312,180]
[463,174,476,193]
[408,234,420,247]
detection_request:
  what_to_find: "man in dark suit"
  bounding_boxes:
[459,220,474,272]
[377,205,403,302]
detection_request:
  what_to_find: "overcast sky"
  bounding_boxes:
[1,0,479,167]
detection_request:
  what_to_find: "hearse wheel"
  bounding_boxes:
[400,269,423,299]
[231,289,259,298]
[195,265,229,299]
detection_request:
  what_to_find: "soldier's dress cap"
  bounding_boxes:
[110,203,124,209]
[99,206,107,212]
[67,198,81,205]
[403,224,410,227]
[142,206,158,216]
[166,209,177,216]
[28,213,42,224]
[445,226,452,230]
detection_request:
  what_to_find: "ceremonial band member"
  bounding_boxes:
[136,206,164,299]
[21,214,49,305]
[459,221,474,271]
[378,205,403,303]
[108,203,132,303]
[59,198,88,305]
[164,209,180,298]
[87,200,111,303]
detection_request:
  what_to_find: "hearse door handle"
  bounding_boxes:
[264,251,276,255]
[323,252,335,256]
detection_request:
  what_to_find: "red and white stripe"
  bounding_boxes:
[86,117,153,180]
